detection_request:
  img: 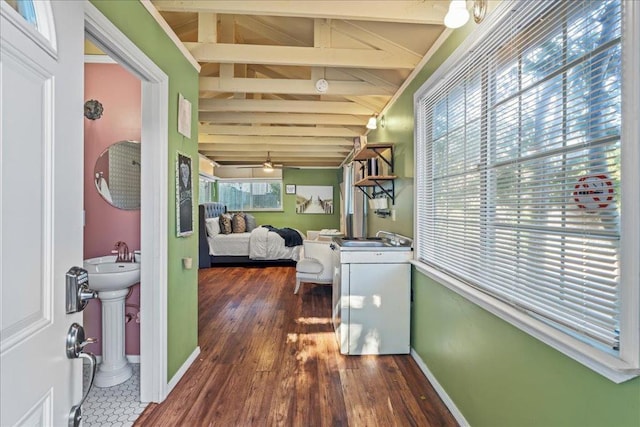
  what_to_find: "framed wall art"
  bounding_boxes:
[295,185,334,214]
[176,151,193,236]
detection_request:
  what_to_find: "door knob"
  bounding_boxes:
[66,322,97,359]
[66,323,98,427]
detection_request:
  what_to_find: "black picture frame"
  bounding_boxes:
[176,151,193,237]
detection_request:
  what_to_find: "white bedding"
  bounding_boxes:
[208,232,251,256]
[248,226,302,261]
[206,224,302,261]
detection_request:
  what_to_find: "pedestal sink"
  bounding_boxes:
[83,255,140,388]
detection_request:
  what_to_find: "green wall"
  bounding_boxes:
[365,28,472,239]
[91,0,200,381]
[250,168,341,235]
[374,15,640,427]
[413,274,640,427]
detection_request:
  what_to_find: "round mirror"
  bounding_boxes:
[94,140,141,210]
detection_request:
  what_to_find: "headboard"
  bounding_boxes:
[202,202,227,219]
[199,202,226,269]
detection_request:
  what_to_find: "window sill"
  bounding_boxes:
[411,260,639,384]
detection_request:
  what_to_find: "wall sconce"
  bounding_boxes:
[472,0,487,23]
[366,114,378,130]
[444,0,487,29]
[84,99,104,120]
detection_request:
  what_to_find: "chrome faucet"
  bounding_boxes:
[114,241,131,262]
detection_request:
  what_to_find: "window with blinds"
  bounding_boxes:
[218,179,283,211]
[415,0,628,363]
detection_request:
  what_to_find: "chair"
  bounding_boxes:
[306,230,320,240]
[294,240,334,294]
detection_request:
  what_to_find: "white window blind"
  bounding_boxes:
[416,0,622,355]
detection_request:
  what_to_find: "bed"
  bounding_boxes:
[198,202,304,268]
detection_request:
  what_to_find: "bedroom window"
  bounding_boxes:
[199,174,215,204]
[414,0,639,382]
[218,179,283,211]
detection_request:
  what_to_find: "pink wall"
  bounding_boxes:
[83,63,141,356]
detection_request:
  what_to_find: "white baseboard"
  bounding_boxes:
[167,346,201,395]
[410,348,470,427]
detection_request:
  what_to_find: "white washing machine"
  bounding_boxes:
[331,234,413,355]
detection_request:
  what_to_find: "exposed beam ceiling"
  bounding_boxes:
[151,0,448,168]
[153,1,447,25]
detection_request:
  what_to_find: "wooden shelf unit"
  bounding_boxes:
[354,176,397,187]
[353,144,396,203]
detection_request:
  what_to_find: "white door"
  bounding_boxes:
[1,1,85,425]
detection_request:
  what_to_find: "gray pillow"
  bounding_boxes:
[245,213,257,232]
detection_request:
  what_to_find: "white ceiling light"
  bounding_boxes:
[444,0,470,29]
[366,115,377,130]
[315,78,329,93]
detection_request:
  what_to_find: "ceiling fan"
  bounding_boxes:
[229,152,284,171]
[262,152,275,172]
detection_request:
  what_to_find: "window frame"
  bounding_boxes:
[198,173,216,204]
[217,178,284,212]
[0,0,57,56]
[412,0,640,383]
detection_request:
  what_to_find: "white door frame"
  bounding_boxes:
[84,2,168,403]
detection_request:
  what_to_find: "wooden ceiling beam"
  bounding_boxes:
[197,13,217,43]
[199,124,360,137]
[152,1,446,25]
[199,112,367,126]
[199,98,375,114]
[198,135,352,145]
[215,162,341,168]
[199,77,396,96]
[203,151,347,158]
[183,42,419,69]
[201,144,351,153]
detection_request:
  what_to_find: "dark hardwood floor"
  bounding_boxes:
[135,266,457,427]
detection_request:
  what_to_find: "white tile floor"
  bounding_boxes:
[82,363,148,427]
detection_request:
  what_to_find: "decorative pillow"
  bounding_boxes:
[245,213,257,232]
[232,213,247,233]
[205,217,220,237]
[219,214,232,234]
